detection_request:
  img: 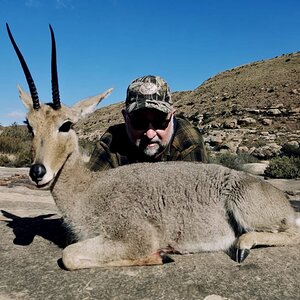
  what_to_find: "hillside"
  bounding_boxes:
[76,52,300,159]
[174,52,300,116]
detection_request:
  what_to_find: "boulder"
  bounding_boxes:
[241,162,269,176]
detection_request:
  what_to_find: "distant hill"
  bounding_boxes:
[173,52,300,130]
[76,52,300,159]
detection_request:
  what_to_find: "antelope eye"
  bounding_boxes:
[59,121,73,132]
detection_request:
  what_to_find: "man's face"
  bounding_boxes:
[124,108,174,158]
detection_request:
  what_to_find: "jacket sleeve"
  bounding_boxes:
[173,118,208,163]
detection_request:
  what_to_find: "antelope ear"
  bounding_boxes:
[72,88,113,118]
[17,84,33,110]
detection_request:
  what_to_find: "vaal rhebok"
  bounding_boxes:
[7,24,300,270]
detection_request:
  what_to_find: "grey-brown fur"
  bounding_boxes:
[18,86,300,270]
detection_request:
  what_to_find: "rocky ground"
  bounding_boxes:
[0,167,300,300]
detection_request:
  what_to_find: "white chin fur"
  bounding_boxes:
[36,170,55,187]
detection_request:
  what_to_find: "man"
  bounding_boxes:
[88,75,208,171]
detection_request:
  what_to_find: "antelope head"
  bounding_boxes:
[7,24,112,187]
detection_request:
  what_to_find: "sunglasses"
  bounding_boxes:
[128,114,172,131]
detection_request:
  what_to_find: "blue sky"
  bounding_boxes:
[0,0,299,126]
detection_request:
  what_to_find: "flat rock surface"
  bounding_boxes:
[0,167,300,300]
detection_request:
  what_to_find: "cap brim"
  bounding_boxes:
[126,99,172,114]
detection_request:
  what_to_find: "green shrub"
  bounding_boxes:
[264,156,300,179]
[1,123,30,141]
[0,124,32,167]
[281,143,300,157]
[210,153,259,170]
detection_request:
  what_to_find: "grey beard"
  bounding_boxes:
[142,142,165,157]
[136,135,167,157]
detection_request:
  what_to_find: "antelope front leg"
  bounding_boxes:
[61,236,168,270]
[235,229,300,263]
[62,236,113,270]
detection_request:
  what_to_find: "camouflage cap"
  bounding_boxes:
[125,75,173,114]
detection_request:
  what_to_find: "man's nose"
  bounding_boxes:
[145,125,156,139]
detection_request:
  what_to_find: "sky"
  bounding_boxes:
[0,0,299,126]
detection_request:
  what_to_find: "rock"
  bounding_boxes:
[260,131,270,136]
[221,93,231,101]
[285,140,299,148]
[205,134,223,146]
[247,109,260,114]
[252,143,281,159]
[237,146,249,154]
[291,89,300,95]
[266,108,281,116]
[204,295,229,300]
[238,117,257,125]
[241,162,269,176]
[288,107,300,114]
[261,118,273,126]
[219,141,238,154]
[223,119,238,129]
[272,103,284,109]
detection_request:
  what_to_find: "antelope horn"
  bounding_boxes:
[6,23,40,110]
[49,25,61,110]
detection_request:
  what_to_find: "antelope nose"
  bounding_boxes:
[29,164,46,183]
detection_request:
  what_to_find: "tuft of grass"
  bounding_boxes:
[0,136,23,153]
[0,154,13,167]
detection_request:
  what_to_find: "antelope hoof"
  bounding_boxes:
[159,251,175,264]
[236,248,250,263]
